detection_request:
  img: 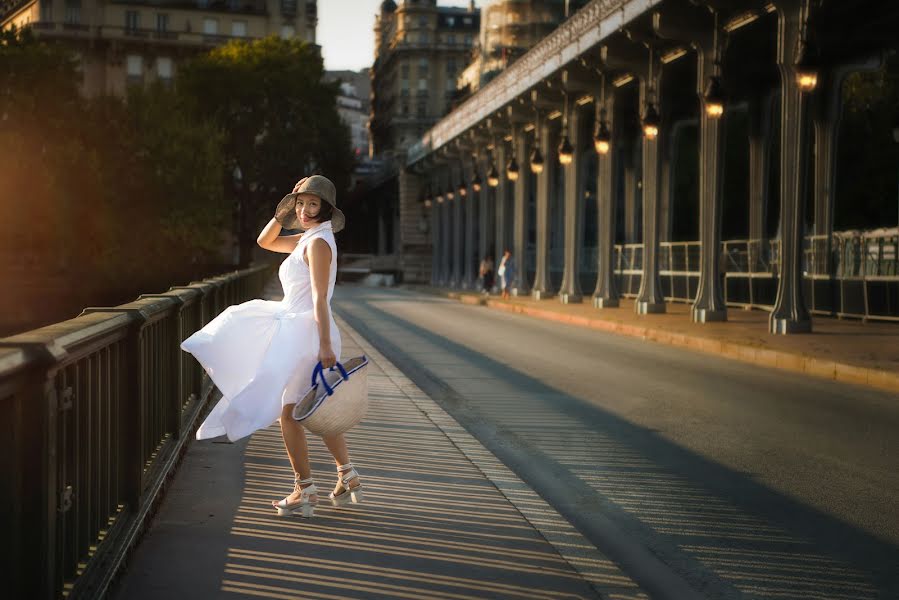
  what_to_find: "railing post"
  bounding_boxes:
[0,343,65,600]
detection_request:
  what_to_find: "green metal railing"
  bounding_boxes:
[0,262,276,600]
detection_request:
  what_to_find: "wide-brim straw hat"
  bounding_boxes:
[275,175,345,233]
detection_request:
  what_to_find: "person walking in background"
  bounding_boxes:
[497,249,516,300]
[479,254,495,295]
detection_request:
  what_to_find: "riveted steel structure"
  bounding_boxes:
[402,0,899,332]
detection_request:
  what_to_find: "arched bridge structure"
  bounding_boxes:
[399,0,899,333]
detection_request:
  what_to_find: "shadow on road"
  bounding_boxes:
[335,289,899,600]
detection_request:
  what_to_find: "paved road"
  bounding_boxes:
[334,286,899,600]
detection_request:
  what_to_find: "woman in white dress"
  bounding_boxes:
[181,175,362,518]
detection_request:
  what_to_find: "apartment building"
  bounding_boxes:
[2,0,318,96]
[369,0,479,158]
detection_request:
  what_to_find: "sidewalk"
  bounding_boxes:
[112,293,648,599]
[408,286,899,394]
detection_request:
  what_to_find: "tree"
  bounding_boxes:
[177,36,354,265]
[0,27,229,334]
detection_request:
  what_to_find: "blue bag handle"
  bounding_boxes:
[310,360,350,397]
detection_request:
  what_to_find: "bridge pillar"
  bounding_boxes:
[560,95,585,304]
[623,146,641,244]
[512,125,530,296]
[532,112,556,300]
[462,158,478,289]
[493,139,509,290]
[437,167,451,287]
[451,163,464,288]
[769,0,812,334]
[478,155,493,285]
[635,64,667,315]
[693,30,728,323]
[430,175,440,287]
[593,83,620,308]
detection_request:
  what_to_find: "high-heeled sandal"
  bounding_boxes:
[329,463,363,507]
[273,474,318,517]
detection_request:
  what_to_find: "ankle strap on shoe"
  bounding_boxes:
[294,473,315,486]
[336,463,354,472]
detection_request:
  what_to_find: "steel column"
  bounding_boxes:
[532,114,555,299]
[560,96,585,304]
[769,0,812,334]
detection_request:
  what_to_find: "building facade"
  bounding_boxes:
[369,0,479,159]
[466,0,590,92]
[2,0,318,96]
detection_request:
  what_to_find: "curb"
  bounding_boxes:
[418,287,899,394]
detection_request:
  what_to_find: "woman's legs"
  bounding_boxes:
[322,433,362,495]
[273,403,314,506]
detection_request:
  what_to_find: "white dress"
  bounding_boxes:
[181,221,341,442]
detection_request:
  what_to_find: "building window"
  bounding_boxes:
[463,16,472,25]
[447,34,455,45]
[280,0,297,16]
[280,25,295,39]
[419,32,428,43]
[125,10,139,32]
[400,63,409,78]
[446,59,456,74]
[418,78,427,91]
[156,14,168,32]
[418,16,427,28]
[417,101,427,117]
[64,0,81,25]
[157,57,173,80]
[203,18,218,34]
[465,34,472,45]
[418,58,428,76]
[126,54,143,85]
[228,0,240,10]
[402,103,409,116]
[446,16,455,26]
[39,0,52,22]
[232,20,247,37]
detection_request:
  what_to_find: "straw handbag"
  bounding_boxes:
[291,356,369,436]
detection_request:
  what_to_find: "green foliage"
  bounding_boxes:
[1,27,228,333]
[177,36,354,257]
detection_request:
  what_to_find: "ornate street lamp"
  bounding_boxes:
[558,92,574,165]
[704,75,725,118]
[643,103,660,140]
[795,42,818,92]
[530,146,544,174]
[558,135,574,165]
[594,119,611,155]
[487,163,500,187]
[593,72,612,155]
[506,155,520,181]
[446,185,455,201]
[472,170,482,192]
[459,181,467,197]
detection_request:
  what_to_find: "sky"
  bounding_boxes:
[318,0,477,72]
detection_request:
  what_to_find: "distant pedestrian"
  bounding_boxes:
[479,254,495,294]
[498,249,516,300]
